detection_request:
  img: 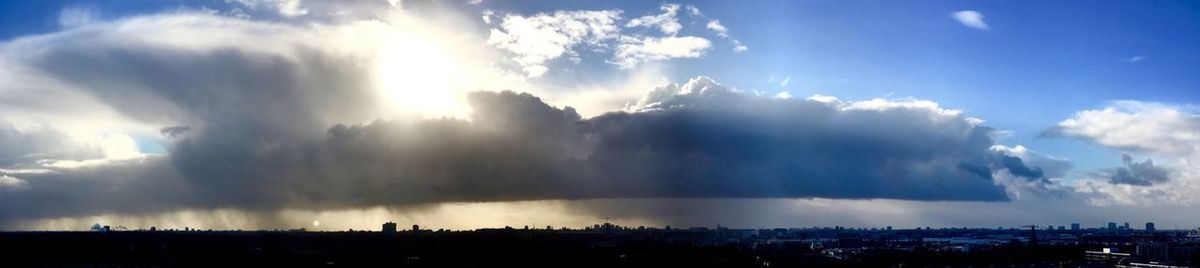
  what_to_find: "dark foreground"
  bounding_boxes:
[0,227,1165,267]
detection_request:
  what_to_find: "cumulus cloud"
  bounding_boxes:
[706,20,728,37]
[0,34,1061,224]
[0,6,503,224]
[1107,153,1170,186]
[0,2,1062,228]
[308,78,1041,204]
[1046,101,1200,156]
[626,4,682,36]
[951,10,989,30]
[486,9,624,77]
[1049,101,1200,206]
[991,145,1072,179]
[611,36,711,69]
[486,3,737,76]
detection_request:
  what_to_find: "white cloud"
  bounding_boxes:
[37,134,146,169]
[706,20,728,37]
[0,175,29,191]
[1127,56,1146,62]
[58,7,98,29]
[772,91,792,99]
[1051,101,1200,206]
[227,0,309,17]
[1051,101,1200,156]
[779,76,791,87]
[486,3,743,75]
[611,36,711,69]
[625,4,682,35]
[732,40,748,52]
[685,5,702,16]
[486,9,624,77]
[951,10,989,30]
[700,16,746,53]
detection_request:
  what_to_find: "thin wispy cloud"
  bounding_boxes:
[1127,55,1146,62]
[951,10,989,30]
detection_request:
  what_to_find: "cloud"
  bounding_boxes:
[486,3,741,75]
[306,77,1031,204]
[58,6,99,29]
[1127,56,1146,62]
[694,10,746,53]
[706,20,728,38]
[227,0,309,17]
[0,31,1063,224]
[1048,101,1200,206]
[779,76,790,87]
[1045,101,1200,156]
[951,10,989,30]
[626,4,682,36]
[732,40,748,52]
[0,3,1063,228]
[1106,153,1170,186]
[0,175,29,191]
[611,36,711,69]
[990,145,1072,179]
[486,9,624,77]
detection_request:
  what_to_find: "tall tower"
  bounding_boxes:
[1145,222,1156,232]
[382,222,397,234]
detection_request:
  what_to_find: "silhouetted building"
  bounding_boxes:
[1146,222,1156,232]
[1109,222,1118,231]
[412,224,420,232]
[1125,222,1132,230]
[382,222,397,234]
[1072,223,1080,231]
[1028,225,1038,246]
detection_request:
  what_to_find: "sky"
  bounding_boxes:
[1,0,1199,231]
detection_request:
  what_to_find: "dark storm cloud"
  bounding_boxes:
[298,87,1025,204]
[997,155,1045,180]
[0,14,1062,225]
[0,157,195,221]
[0,85,1050,223]
[1106,153,1170,186]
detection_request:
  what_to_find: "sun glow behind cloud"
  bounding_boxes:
[375,29,468,118]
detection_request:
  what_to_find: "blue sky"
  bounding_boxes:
[475,0,1200,173]
[3,0,1200,230]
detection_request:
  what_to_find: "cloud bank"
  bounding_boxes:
[0,3,1061,228]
